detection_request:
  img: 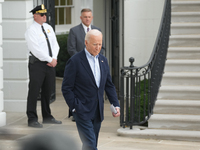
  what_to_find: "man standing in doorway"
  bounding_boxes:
[67,8,105,56]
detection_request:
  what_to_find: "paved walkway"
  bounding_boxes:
[0,78,200,150]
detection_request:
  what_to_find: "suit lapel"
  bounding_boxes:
[98,55,104,88]
[79,24,86,40]
[80,50,96,85]
[91,25,97,30]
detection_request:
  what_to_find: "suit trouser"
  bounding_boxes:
[27,61,54,124]
[73,105,101,150]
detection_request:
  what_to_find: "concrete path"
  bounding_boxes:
[0,78,200,150]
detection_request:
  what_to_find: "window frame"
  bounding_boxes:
[55,0,74,25]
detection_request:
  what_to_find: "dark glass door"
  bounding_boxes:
[111,0,120,96]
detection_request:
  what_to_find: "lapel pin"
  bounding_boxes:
[101,60,103,62]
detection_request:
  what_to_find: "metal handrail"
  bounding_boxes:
[120,0,171,129]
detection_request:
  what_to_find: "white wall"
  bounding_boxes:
[0,0,6,127]
[124,0,165,67]
[2,0,32,112]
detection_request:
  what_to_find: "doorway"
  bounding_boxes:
[111,0,120,96]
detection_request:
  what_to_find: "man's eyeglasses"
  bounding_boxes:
[40,13,47,17]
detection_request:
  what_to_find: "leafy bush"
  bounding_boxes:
[56,34,70,77]
[137,79,149,126]
[128,79,149,126]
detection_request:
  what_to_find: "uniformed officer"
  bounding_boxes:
[25,4,62,128]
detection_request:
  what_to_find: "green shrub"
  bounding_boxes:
[137,79,149,126]
[56,34,70,77]
[128,79,149,126]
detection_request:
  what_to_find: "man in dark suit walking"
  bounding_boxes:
[62,29,120,150]
[67,8,104,120]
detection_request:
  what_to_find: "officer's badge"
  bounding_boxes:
[47,29,50,33]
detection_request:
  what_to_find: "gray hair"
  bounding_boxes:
[85,29,102,42]
[81,8,92,13]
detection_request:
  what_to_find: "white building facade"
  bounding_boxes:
[2,0,31,113]
[0,0,6,127]
[0,0,164,127]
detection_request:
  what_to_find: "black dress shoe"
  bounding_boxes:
[43,118,62,124]
[28,122,43,128]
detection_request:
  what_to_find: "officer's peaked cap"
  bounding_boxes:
[30,4,47,14]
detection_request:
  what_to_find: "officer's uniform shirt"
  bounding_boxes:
[25,21,59,63]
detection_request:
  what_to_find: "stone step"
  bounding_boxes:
[171,23,200,35]
[164,59,200,72]
[169,34,200,47]
[117,128,200,142]
[148,114,200,131]
[157,85,200,100]
[171,0,199,2]
[167,47,200,59]
[161,72,200,85]
[153,100,200,114]
[139,0,200,142]
[172,12,200,22]
[172,1,200,12]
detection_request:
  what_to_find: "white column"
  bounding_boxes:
[0,0,6,127]
[2,0,33,112]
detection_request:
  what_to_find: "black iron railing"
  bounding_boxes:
[120,0,171,129]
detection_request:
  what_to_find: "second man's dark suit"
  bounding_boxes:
[67,23,104,57]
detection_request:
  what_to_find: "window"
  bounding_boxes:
[55,0,74,25]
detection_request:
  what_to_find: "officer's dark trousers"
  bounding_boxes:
[27,61,54,124]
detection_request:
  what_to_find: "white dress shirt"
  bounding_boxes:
[85,48,101,88]
[25,21,59,63]
[82,23,91,34]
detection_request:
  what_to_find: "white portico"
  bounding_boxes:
[0,0,6,127]
[0,0,163,127]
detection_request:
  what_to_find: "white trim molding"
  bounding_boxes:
[0,0,6,127]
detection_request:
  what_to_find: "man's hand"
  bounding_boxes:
[112,107,120,117]
[47,58,57,67]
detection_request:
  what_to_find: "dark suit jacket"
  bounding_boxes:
[67,23,105,56]
[62,50,119,121]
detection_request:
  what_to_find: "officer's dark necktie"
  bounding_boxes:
[87,27,89,32]
[41,25,52,57]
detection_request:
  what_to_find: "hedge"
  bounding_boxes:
[56,33,70,77]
